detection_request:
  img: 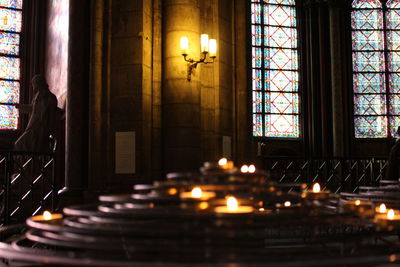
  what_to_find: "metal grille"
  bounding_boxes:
[0,151,56,225]
[262,157,388,193]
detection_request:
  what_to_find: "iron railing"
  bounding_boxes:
[0,151,56,225]
[261,157,388,193]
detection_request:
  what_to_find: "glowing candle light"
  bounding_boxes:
[168,188,178,195]
[379,203,387,213]
[355,200,361,206]
[198,201,209,210]
[43,211,52,220]
[388,209,395,220]
[284,201,291,207]
[191,187,202,198]
[218,158,227,166]
[227,196,238,211]
[200,34,209,53]
[240,165,249,173]
[312,183,321,193]
[180,37,189,55]
[248,164,256,173]
[209,39,217,58]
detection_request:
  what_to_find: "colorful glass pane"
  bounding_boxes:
[0,32,18,55]
[252,47,262,68]
[389,95,400,115]
[0,104,17,129]
[264,0,295,4]
[387,0,400,9]
[0,8,21,32]
[351,10,383,30]
[265,114,299,137]
[0,0,22,9]
[265,70,298,92]
[253,114,263,136]
[389,73,400,93]
[252,69,262,90]
[266,92,298,114]
[0,57,19,80]
[251,4,261,24]
[352,51,385,72]
[354,116,387,138]
[352,30,383,50]
[264,5,296,27]
[389,116,400,137]
[265,48,297,70]
[354,94,386,115]
[386,9,400,29]
[253,91,263,113]
[353,73,385,93]
[252,25,261,46]
[0,80,18,103]
[352,0,381,9]
[387,31,400,50]
[388,52,400,72]
[264,26,297,48]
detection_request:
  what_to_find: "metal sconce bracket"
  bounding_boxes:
[183,53,215,81]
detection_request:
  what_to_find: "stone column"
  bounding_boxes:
[60,0,90,196]
[163,0,202,172]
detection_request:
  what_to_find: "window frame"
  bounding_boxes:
[249,0,304,141]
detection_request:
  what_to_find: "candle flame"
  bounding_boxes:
[168,188,177,195]
[227,196,238,211]
[259,208,265,211]
[218,158,227,166]
[198,201,209,210]
[379,203,387,213]
[191,187,202,198]
[388,209,395,220]
[312,183,321,193]
[284,201,291,207]
[240,165,248,173]
[248,164,256,173]
[355,200,361,206]
[43,211,52,220]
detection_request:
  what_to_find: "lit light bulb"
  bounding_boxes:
[379,203,387,213]
[227,196,238,211]
[240,165,249,173]
[388,209,395,220]
[43,211,52,220]
[248,164,256,173]
[200,34,209,53]
[191,187,202,198]
[180,36,188,55]
[209,39,217,57]
[312,183,321,193]
[218,158,227,166]
[284,201,291,207]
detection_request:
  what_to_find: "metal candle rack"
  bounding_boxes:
[0,161,399,266]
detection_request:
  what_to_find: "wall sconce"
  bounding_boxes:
[180,34,217,81]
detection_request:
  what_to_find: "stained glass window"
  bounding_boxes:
[0,0,22,130]
[352,0,400,138]
[251,0,300,138]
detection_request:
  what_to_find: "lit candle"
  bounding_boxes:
[302,183,330,200]
[218,157,234,170]
[214,196,254,214]
[30,211,63,222]
[180,187,216,200]
[342,199,373,216]
[200,34,209,53]
[376,203,387,214]
[180,36,189,55]
[248,164,256,173]
[374,209,400,231]
[284,201,291,207]
[209,39,217,58]
[240,165,249,173]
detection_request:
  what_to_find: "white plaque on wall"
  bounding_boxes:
[115,131,136,174]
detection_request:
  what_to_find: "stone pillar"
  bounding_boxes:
[60,0,90,195]
[163,0,202,172]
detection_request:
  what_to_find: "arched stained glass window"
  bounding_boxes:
[251,0,300,138]
[0,0,22,130]
[352,0,400,138]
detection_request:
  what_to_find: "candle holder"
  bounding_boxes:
[374,209,400,231]
[180,35,217,81]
